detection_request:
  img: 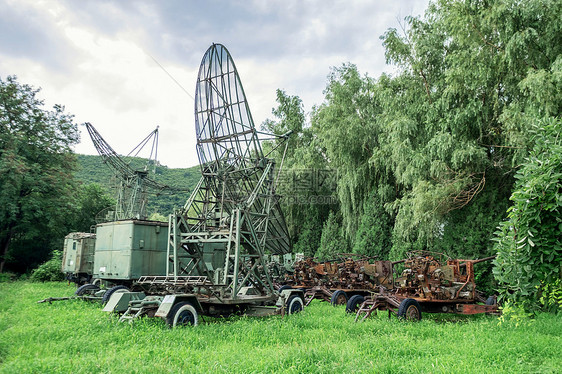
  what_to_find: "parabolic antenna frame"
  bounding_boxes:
[194,43,262,175]
[166,44,291,301]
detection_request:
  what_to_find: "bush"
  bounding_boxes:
[497,301,535,328]
[493,118,562,311]
[539,279,562,313]
[30,250,65,282]
[0,272,17,282]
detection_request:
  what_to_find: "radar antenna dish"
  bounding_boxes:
[167,44,292,300]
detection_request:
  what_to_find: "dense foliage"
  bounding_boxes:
[262,89,337,257]
[493,118,562,311]
[262,0,561,304]
[29,250,64,282]
[72,183,115,232]
[0,76,79,274]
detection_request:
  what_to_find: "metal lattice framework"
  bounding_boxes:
[167,44,291,301]
[86,122,168,221]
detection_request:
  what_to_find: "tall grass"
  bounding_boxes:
[1,282,560,373]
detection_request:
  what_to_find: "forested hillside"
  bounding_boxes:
[75,154,200,215]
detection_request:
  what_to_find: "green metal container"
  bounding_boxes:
[62,232,96,283]
[93,220,168,281]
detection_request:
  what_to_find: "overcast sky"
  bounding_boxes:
[1,0,429,168]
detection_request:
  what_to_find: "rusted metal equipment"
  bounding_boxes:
[283,255,396,306]
[287,255,394,289]
[302,286,333,306]
[351,251,499,321]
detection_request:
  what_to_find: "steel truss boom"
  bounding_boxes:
[85,122,169,221]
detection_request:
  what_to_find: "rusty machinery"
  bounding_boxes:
[350,251,499,321]
[282,254,396,306]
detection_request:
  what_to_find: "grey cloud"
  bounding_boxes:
[0,0,428,168]
[39,1,426,76]
[130,0,425,74]
[0,0,78,71]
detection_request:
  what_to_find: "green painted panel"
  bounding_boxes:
[93,220,168,281]
[129,221,168,278]
[62,233,96,275]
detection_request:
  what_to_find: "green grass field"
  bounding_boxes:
[0,282,560,373]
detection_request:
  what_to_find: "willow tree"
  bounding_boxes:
[379,0,560,259]
[311,65,392,240]
[310,0,560,265]
[262,90,336,256]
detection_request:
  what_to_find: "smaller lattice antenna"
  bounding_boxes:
[85,122,169,221]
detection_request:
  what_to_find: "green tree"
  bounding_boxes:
[301,0,561,287]
[312,64,384,239]
[352,189,393,259]
[72,183,115,232]
[262,90,335,256]
[262,89,306,163]
[315,211,347,260]
[148,212,168,222]
[0,76,79,273]
[293,210,323,258]
[257,0,561,279]
[377,0,561,259]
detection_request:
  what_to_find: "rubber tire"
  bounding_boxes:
[485,296,496,306]
[92,278,101,287]
[101,285,129,304]
[346,294,365,314]
[166,302,199,327]
[286,295,304,315]
[397,298,422,321]
[330,290,349,306]
[75,283,100,296]
[278,285,293,293]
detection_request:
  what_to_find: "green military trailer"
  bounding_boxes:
[71,219,169,302]
[68,122,173,300]
[73,219,169,302]
[93,219,168,283]
[62,232,96,285]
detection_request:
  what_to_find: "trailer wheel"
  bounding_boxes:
[330,290,348,306]
[398,298,422,321]
[485,296,496,305]
[278,285,293,293]
[101,285,129,304]
[346,295,365,314]
[75,283,100,296]
[286,295,304,315]
[167,302,199,327]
